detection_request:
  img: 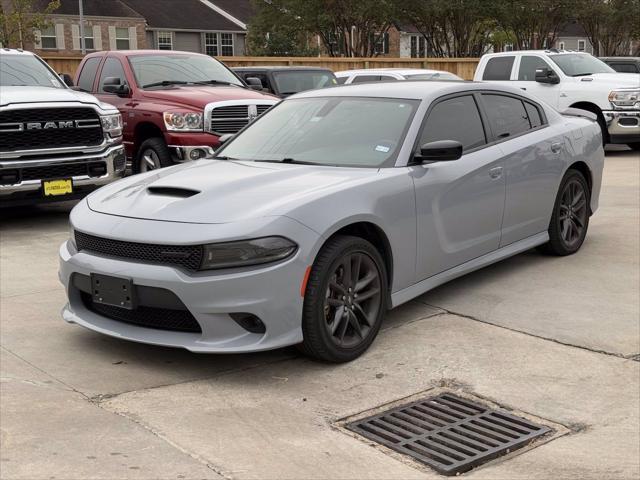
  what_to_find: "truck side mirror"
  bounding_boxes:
[58,73,74,87]
[102,77,130,96]
[245,77,264,90]
[534,68,560,84]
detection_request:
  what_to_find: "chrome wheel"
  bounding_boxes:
[324,252,382,348]
[559,178,588,248]
[140,148,161,172]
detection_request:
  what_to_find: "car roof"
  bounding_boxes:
[85,49,208,58]
[483,50,590,57]
[233,66,333,72]
[0,48,34,56]
[335,68,447,76]
[291,80,528,101]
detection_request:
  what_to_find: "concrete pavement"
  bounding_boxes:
[1,147,638,479]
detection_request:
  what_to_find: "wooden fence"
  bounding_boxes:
[44,55,480,80]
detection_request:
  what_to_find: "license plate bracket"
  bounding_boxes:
[91,273,135,310]
[43,178,73,197]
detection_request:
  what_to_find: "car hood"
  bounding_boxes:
[579,73,640,89]
[0,86,113,110]
[87,160,378,224]
[140,85,277,110]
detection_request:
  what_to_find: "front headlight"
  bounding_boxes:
[163,111,203,132]
[101,113,123,138]
[200,237,297,270]
[608,89,640,109]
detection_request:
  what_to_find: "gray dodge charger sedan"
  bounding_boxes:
[59,82,604,362]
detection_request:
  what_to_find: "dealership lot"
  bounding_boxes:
[1,147,638,479]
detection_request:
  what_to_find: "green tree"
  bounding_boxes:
[574,0,640,56]
[490,0,575,51]
[0,0,60,48]
[401,0,496,57]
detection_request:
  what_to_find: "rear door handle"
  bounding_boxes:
[489,167,503,179]
[551,142,562,153]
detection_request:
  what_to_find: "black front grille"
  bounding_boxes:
[75,230,204,271]
[209,104,271,134]
[81,293,201,333]
[19,161,105,181]
[0,107,103,152]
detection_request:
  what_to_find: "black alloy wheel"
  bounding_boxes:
[299,235,388,362]
[538,169,590,256]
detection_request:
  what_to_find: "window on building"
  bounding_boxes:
[420,95,486,152]
[558,41,565,50]
[115,27,130,50]
[205,32,218,56]
[578,40,586,52]
[410,35,426,58]
[482,56,515,80]
[40,25,57,49]
[374,33,389,55]
[504,44,514,52]
[157,31,172,50]
[81,28,94,50]
[221,33,233,55]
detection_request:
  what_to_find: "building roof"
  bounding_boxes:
[36,0,143,18]
[121,0,244,31]
[207,0,254,24]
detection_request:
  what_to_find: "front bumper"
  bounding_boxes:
[0,144,126,206]
[164,131,220,162]
[58,208,319,353]
[604,110,640,144]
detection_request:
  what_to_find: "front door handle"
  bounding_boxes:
[489,166,503,179]
[551,142,562,154]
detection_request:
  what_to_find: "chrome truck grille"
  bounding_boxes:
[0,107,103,152]
[205,101,275,135]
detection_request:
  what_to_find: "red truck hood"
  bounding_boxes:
[140,85,277,110]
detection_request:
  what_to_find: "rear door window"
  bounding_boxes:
[336,76,348,85]
[482,56,515,80]
[77,57,101,92]
[524,102,544,129]
[482,94,531,139]
[351,75,381,83]
[419,95,486,152]
[609,62,639,73]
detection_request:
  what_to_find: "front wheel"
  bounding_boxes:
[135,137,173,173]
[299,235,388,363]
[538,169,590,256]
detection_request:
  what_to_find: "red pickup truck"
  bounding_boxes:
[73,50,277,172]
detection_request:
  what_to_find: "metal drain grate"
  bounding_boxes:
[346,393,550,476]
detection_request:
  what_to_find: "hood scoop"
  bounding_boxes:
[147,186,200,198]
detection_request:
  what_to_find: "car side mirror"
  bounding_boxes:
[59,73,74,87]
[102,77,130,96]
[413,140,463,164]
[245,77,264,90]
[534,68,560,84]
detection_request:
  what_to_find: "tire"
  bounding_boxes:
[299,235,388,363]
[628,143,640,151]
[538,169,590,256]
[135,137,173,173]
[595,113,608,146]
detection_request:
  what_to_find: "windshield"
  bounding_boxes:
[549,54,615,76]
[218,97,419,168]
[0,54,64,88]
[405,72,461,81]
[129,54,244,88]
[272,71,337,95]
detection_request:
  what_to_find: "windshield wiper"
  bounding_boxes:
[191,80,240,87]
[572,73,594,77]
[253,158,317,165]
[142,80,189,88]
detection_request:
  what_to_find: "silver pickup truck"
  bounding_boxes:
[0,49,125,206]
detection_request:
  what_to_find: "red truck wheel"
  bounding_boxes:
[135,138,173,173]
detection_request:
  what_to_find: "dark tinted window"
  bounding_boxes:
[379,75,398,81]
[420,95,486,152]
[77,57,101,92]
[352,75,380,83]
[518,56,551,80]
[609,62,639,73]
[98,57,127,93]
[524,102,543,129]
[482,94,531,138]
[336,76,348,84]
[482,56,514,80]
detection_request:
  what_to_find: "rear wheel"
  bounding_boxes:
[538,169,590,256]
[135,138,173,173]
[299,235,388,363]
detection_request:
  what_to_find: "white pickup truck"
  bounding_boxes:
[474,50,640,150]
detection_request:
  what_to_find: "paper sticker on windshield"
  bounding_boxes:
[310,116,323,122]
[375,145,390,153]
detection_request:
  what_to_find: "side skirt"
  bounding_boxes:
[390,232,549,308]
